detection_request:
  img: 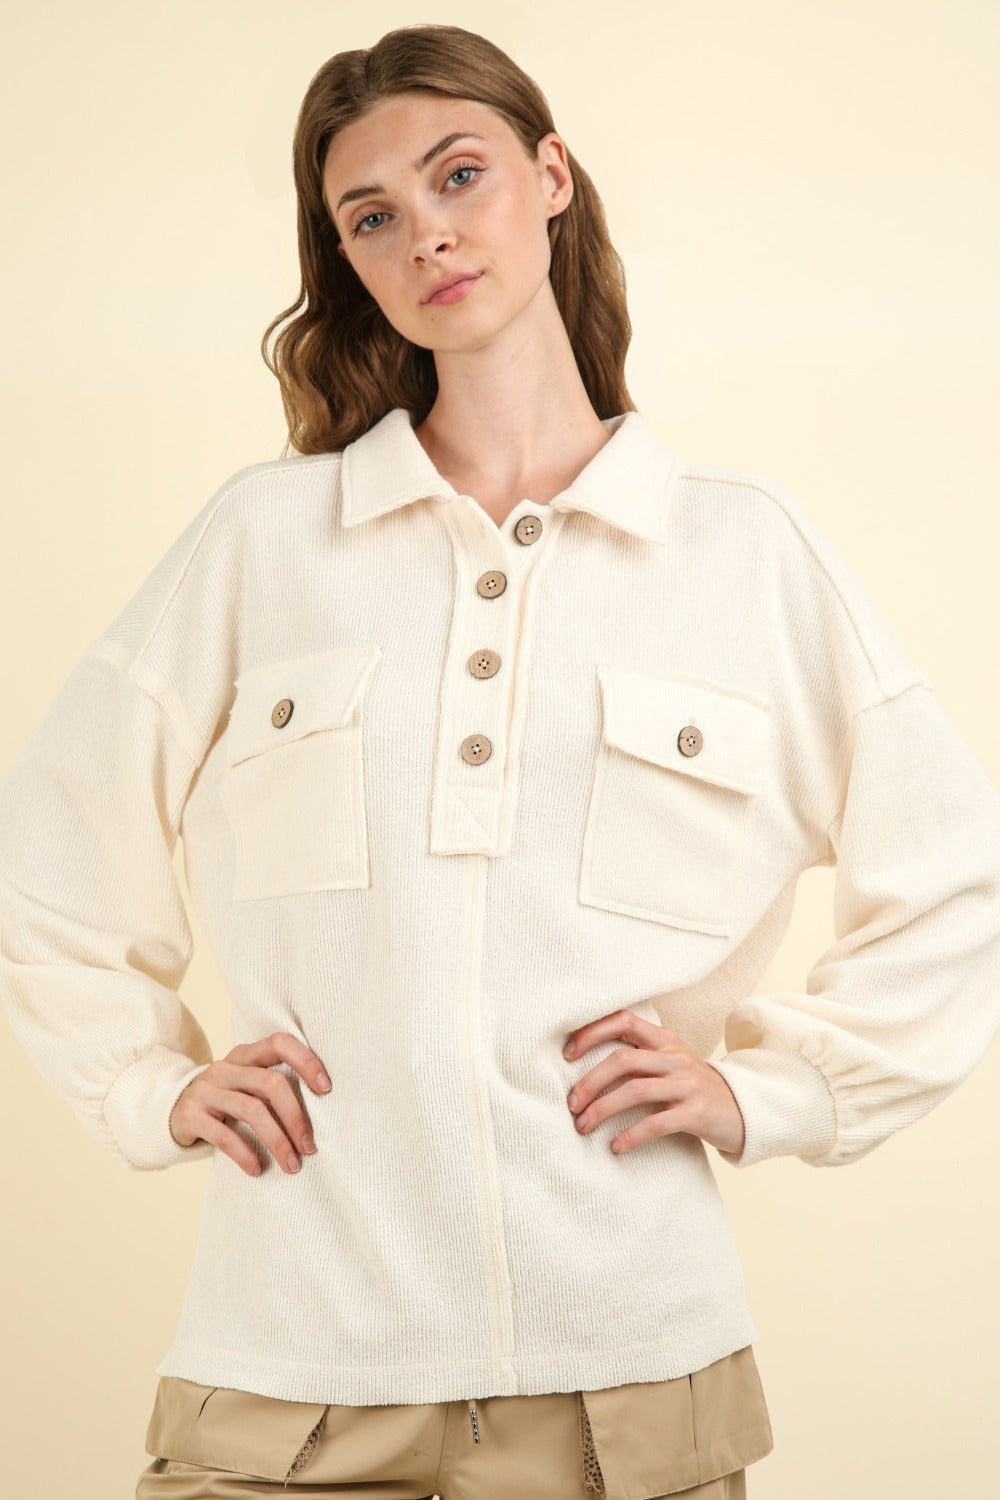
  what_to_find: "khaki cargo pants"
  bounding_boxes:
[136,1345,773,1499]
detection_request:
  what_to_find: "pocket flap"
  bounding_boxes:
[144,1375,330,1482]
[578,1346,773,1499]
[597,667,770,796]
[225,646,381,767]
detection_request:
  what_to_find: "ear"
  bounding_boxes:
[536,132,574,218]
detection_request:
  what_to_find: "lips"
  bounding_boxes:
[423,272,483,305]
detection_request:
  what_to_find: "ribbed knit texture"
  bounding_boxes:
[3,406,1000,1405]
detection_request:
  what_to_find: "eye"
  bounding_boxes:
[445,162,484,190]
[350,210,388,240]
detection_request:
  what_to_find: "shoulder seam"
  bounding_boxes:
[85,455,343,766]
[124,453,342,669]
[850,677,933,722]
[678,468,897,702]
[227,450,344,480]
[125,470,247,668]
[824,680,935,847]
[86,639,201,768]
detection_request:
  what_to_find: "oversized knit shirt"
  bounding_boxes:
[2,404,1000,1407]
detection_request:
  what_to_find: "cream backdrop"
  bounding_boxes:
[1,2,997,1496]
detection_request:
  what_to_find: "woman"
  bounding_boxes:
[2,22,999,1500]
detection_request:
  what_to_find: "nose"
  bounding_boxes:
[408,203,457,263]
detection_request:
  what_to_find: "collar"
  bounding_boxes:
[339,406,680,544]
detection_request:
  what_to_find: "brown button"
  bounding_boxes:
[271,698,294,729]
[476,570,507,599]
[513,514,543,545]
[677,725,703,757]
[468,649,501,679]
[460,733,493,765]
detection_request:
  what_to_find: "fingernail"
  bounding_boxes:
[568,1092,579,1110]
[317,1072,331,1090]
[564,1042,575,1057]
[302,1134,315,1153]
[287,1153,301,1172]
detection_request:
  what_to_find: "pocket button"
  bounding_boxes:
[677,725,703,757]
[271,698,294,728]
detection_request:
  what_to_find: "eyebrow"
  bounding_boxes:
[333,132,486,215]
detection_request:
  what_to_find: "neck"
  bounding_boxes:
[412,279,612,497]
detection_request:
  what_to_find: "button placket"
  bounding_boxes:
[462,567,510,771]
[464,510,541,691]
[430,497,562,853]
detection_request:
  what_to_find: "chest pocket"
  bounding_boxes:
[219,645,381,901]
[579,667,771,938]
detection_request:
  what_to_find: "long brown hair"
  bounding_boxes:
[261,23,635,455]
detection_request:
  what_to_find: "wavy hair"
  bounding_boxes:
[262,23,635,454]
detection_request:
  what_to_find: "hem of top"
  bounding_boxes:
[154,1313,760,1406]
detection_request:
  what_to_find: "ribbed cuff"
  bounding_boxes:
[102,1044,214,1170]
[705,1047,839,1168]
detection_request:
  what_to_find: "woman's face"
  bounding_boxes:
[322,92,572,353]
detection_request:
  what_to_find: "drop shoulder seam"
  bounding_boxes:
[120,452,342,671]
[120,451,343,711]
[849,677,933,723]
[678,467,892,698]
[84,643,201,807]
[127,470,249,667]
[822,679,934,849]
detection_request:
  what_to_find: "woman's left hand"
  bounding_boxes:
[563,1008,746,1157]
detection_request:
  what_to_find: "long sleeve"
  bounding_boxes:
[0,648,214,1168]
[0,475,244,1170]
[707,489,1000,1170]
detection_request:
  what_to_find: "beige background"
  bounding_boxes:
[1,2,997,1495]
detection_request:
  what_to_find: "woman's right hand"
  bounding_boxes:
[168,1031,332,1177]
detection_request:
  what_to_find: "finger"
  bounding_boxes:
[203,1084,302,1174]
[567,1046,672,1115]
[610,1101,693,1155]
[228,1032,332,1094]
[190,1054,317,1160]
[215,1061,318,1156]
[574,1073,682,1132]
[194,1114,265,1177]
[566,1010,680,1058]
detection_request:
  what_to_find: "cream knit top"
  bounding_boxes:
[2,405,999,1405]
